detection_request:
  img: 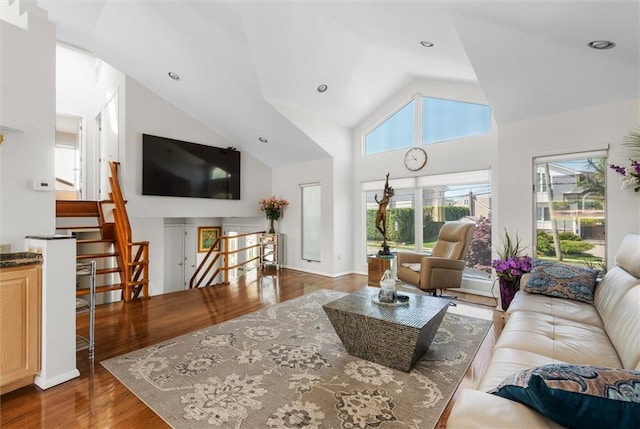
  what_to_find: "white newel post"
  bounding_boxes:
[26,235,79,389]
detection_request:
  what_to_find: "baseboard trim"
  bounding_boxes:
[34,368,80,390]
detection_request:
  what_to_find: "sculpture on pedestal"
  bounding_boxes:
[375,173,394,256]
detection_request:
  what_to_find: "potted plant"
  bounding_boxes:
[492,230,532,310]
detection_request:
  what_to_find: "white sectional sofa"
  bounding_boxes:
[447,233,640,428]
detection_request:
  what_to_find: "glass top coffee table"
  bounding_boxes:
[322,286,450,372]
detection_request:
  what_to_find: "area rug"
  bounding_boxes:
[102,289,492,429]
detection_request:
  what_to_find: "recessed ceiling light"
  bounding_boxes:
[258,137,268,143]
[168,71,181,80]
[420,41,434,48]
[317,84,328,93]
[588,40,616,50]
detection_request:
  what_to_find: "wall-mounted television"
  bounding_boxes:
[142,134,240,200]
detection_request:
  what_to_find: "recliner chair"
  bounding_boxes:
[397,221,475,295]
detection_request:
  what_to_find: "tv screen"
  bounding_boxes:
[142,134,240,200]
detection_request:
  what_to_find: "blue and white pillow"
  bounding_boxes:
[523,260,598,303]
[489,364,640,429]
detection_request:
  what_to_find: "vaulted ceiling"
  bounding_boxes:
[38,1,639,167]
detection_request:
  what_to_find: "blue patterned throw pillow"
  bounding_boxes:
[523,260,598,303]
[489,364,640,429]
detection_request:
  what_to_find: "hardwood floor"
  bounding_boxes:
[0,269,498,428]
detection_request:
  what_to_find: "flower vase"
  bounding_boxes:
[499,276,520,310]
[268,219,276,234]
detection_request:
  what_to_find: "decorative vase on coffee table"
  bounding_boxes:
[499,276,520,310]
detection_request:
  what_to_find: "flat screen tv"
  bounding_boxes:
[142,134,240,200]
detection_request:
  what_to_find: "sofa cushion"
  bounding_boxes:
[524,260,598,303]
[495,311,622,368]
[507,290,603,328]
[446,389,565,429]
[615,233,640,278]
[477,347,565,393]
[489,364,640,429]
[602,286,640,370]
[594,265,640,330]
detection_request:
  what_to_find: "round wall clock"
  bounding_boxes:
[404,147,428,171]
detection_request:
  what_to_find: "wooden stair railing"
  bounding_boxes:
[56,200,124,297]
[108,161,150,302]
[190,231,264,288]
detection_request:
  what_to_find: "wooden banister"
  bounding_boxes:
[107,161,149,301]
[190,231,265,289]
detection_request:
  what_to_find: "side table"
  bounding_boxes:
[367,254,396,286]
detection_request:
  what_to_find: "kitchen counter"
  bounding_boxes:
[0,252,43,268]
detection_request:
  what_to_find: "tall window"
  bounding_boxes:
[364,100,415,155]
[363,170,492,279]
[301,183,321,262]
[533,153,606,270]
[365,187,415,256]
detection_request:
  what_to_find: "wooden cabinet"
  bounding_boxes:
[0,263,42,394]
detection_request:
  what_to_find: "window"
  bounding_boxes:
[421,97,491,144]
[534,153,606,270]
[363,170,492,279]
[365,188,415,255]
[301,183,321,262]
[364,100,415,155]
[364,95,491,156]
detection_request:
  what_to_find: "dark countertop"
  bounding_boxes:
[26,234,74,240]
[0,252,44,268]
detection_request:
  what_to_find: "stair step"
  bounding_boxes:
[77,238,114,245]
[128,260,149,266]
[57,226,101,232]
[96,267,121,275]
[56,200,100,217]
[77,252,119,260]
[77,283,123,296]
[128,280,149,286]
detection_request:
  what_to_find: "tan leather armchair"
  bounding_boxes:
[397,221,475,294]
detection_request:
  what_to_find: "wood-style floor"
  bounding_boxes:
[0,269,498,428]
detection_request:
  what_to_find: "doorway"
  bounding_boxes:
[97,91,119,201]
[55,114,83,200]
[163,224,197,293]
[224,224,261,280]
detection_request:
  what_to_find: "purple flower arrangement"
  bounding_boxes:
[609,161,640,192]
[492,230,532,281]
[492,255,532,281]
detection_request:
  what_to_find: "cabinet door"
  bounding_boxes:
[0,265,41,394]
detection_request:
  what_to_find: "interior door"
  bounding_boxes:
[164,225,186,293]
[184,225,197,287]
[98,91,119,200]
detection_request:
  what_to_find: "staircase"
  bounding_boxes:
[55,162,149,302]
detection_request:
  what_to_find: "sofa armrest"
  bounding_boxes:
[420,257,465,271]
[398,251,430,265]
[447,389,564,429]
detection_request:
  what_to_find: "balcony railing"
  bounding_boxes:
[189,230,264,288]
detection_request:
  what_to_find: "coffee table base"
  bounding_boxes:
[323,287,449,372]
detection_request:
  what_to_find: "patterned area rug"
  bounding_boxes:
[102,289,492,429]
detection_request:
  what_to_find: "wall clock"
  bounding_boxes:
[404,147,428,171]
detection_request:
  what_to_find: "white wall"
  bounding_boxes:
[123,77,273,294]
[351,78,498,286]
[56,44,125,200]
[272,158,335,276]
[0,9,56,251]
[496,99,640,267]
[272,105,354,276]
